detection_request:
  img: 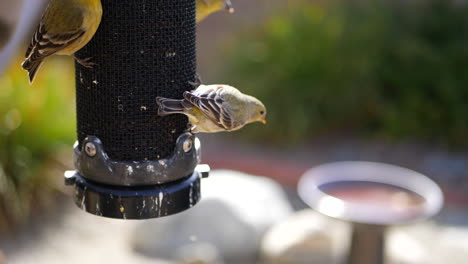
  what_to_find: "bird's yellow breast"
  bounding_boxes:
[196,0,223,23]
[57,1,102,55]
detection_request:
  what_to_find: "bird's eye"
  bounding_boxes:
[260,111,265,115]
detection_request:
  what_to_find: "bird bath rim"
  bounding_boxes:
[298,161,444,225]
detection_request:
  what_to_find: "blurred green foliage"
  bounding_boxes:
[0,58,75,232]
[222,0,468,145]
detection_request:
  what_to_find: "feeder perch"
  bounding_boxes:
[298,161,443,264]
[64,0,209,219]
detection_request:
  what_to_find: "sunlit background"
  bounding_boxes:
[1,0,467,263]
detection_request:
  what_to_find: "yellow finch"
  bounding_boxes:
[156,84,267,133]
[196,0,234,23]
[22,0,230,83]
[22,0,102,83]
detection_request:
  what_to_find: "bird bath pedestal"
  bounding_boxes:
[298,161,443,264]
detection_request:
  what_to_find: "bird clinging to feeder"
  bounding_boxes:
[156,83,267,133]
[22,0,103,83]
[196,0,235,23]
[22,0,235,83]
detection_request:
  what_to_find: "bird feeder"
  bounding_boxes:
[64,0,209,219]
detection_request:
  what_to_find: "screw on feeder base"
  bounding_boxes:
[183,137,193,153]
[85,142,97,157]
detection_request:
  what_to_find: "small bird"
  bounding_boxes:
[196,0,235,23]
[156,84,267,133]
[22,0,230,83]
[22,0,103,83]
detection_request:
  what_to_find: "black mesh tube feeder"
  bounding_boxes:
[64,0,209,219]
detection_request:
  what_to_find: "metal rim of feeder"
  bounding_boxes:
[74,133,201,186]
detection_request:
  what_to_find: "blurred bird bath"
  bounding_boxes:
[319,181,426,223]
[299,161,443,225]
[298,161,443,264]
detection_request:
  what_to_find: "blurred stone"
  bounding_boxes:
[131,170,294,264]
[260,210,349,264]
[2,198,172,264]
[387,229,427,264]
[132,199,254,264]
[260,211,468,264]
[176,243,223,264]
[387,222,468,264]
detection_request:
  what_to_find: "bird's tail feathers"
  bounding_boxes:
[156,97,189,116]
[22,58,43,83]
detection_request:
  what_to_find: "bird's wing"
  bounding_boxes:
[25,1,85,60]
[183,86,234,130]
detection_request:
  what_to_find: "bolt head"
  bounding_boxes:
[85,142,97,157]
[196,164,211,178]
[64,171,76,185]
[183,138,193,153]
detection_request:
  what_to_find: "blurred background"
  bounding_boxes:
[1,0,468,263]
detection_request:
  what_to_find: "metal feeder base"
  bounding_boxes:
[65,171,201,219]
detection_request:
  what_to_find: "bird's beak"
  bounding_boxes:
[224,0,235,13]
[261,118,267,124]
